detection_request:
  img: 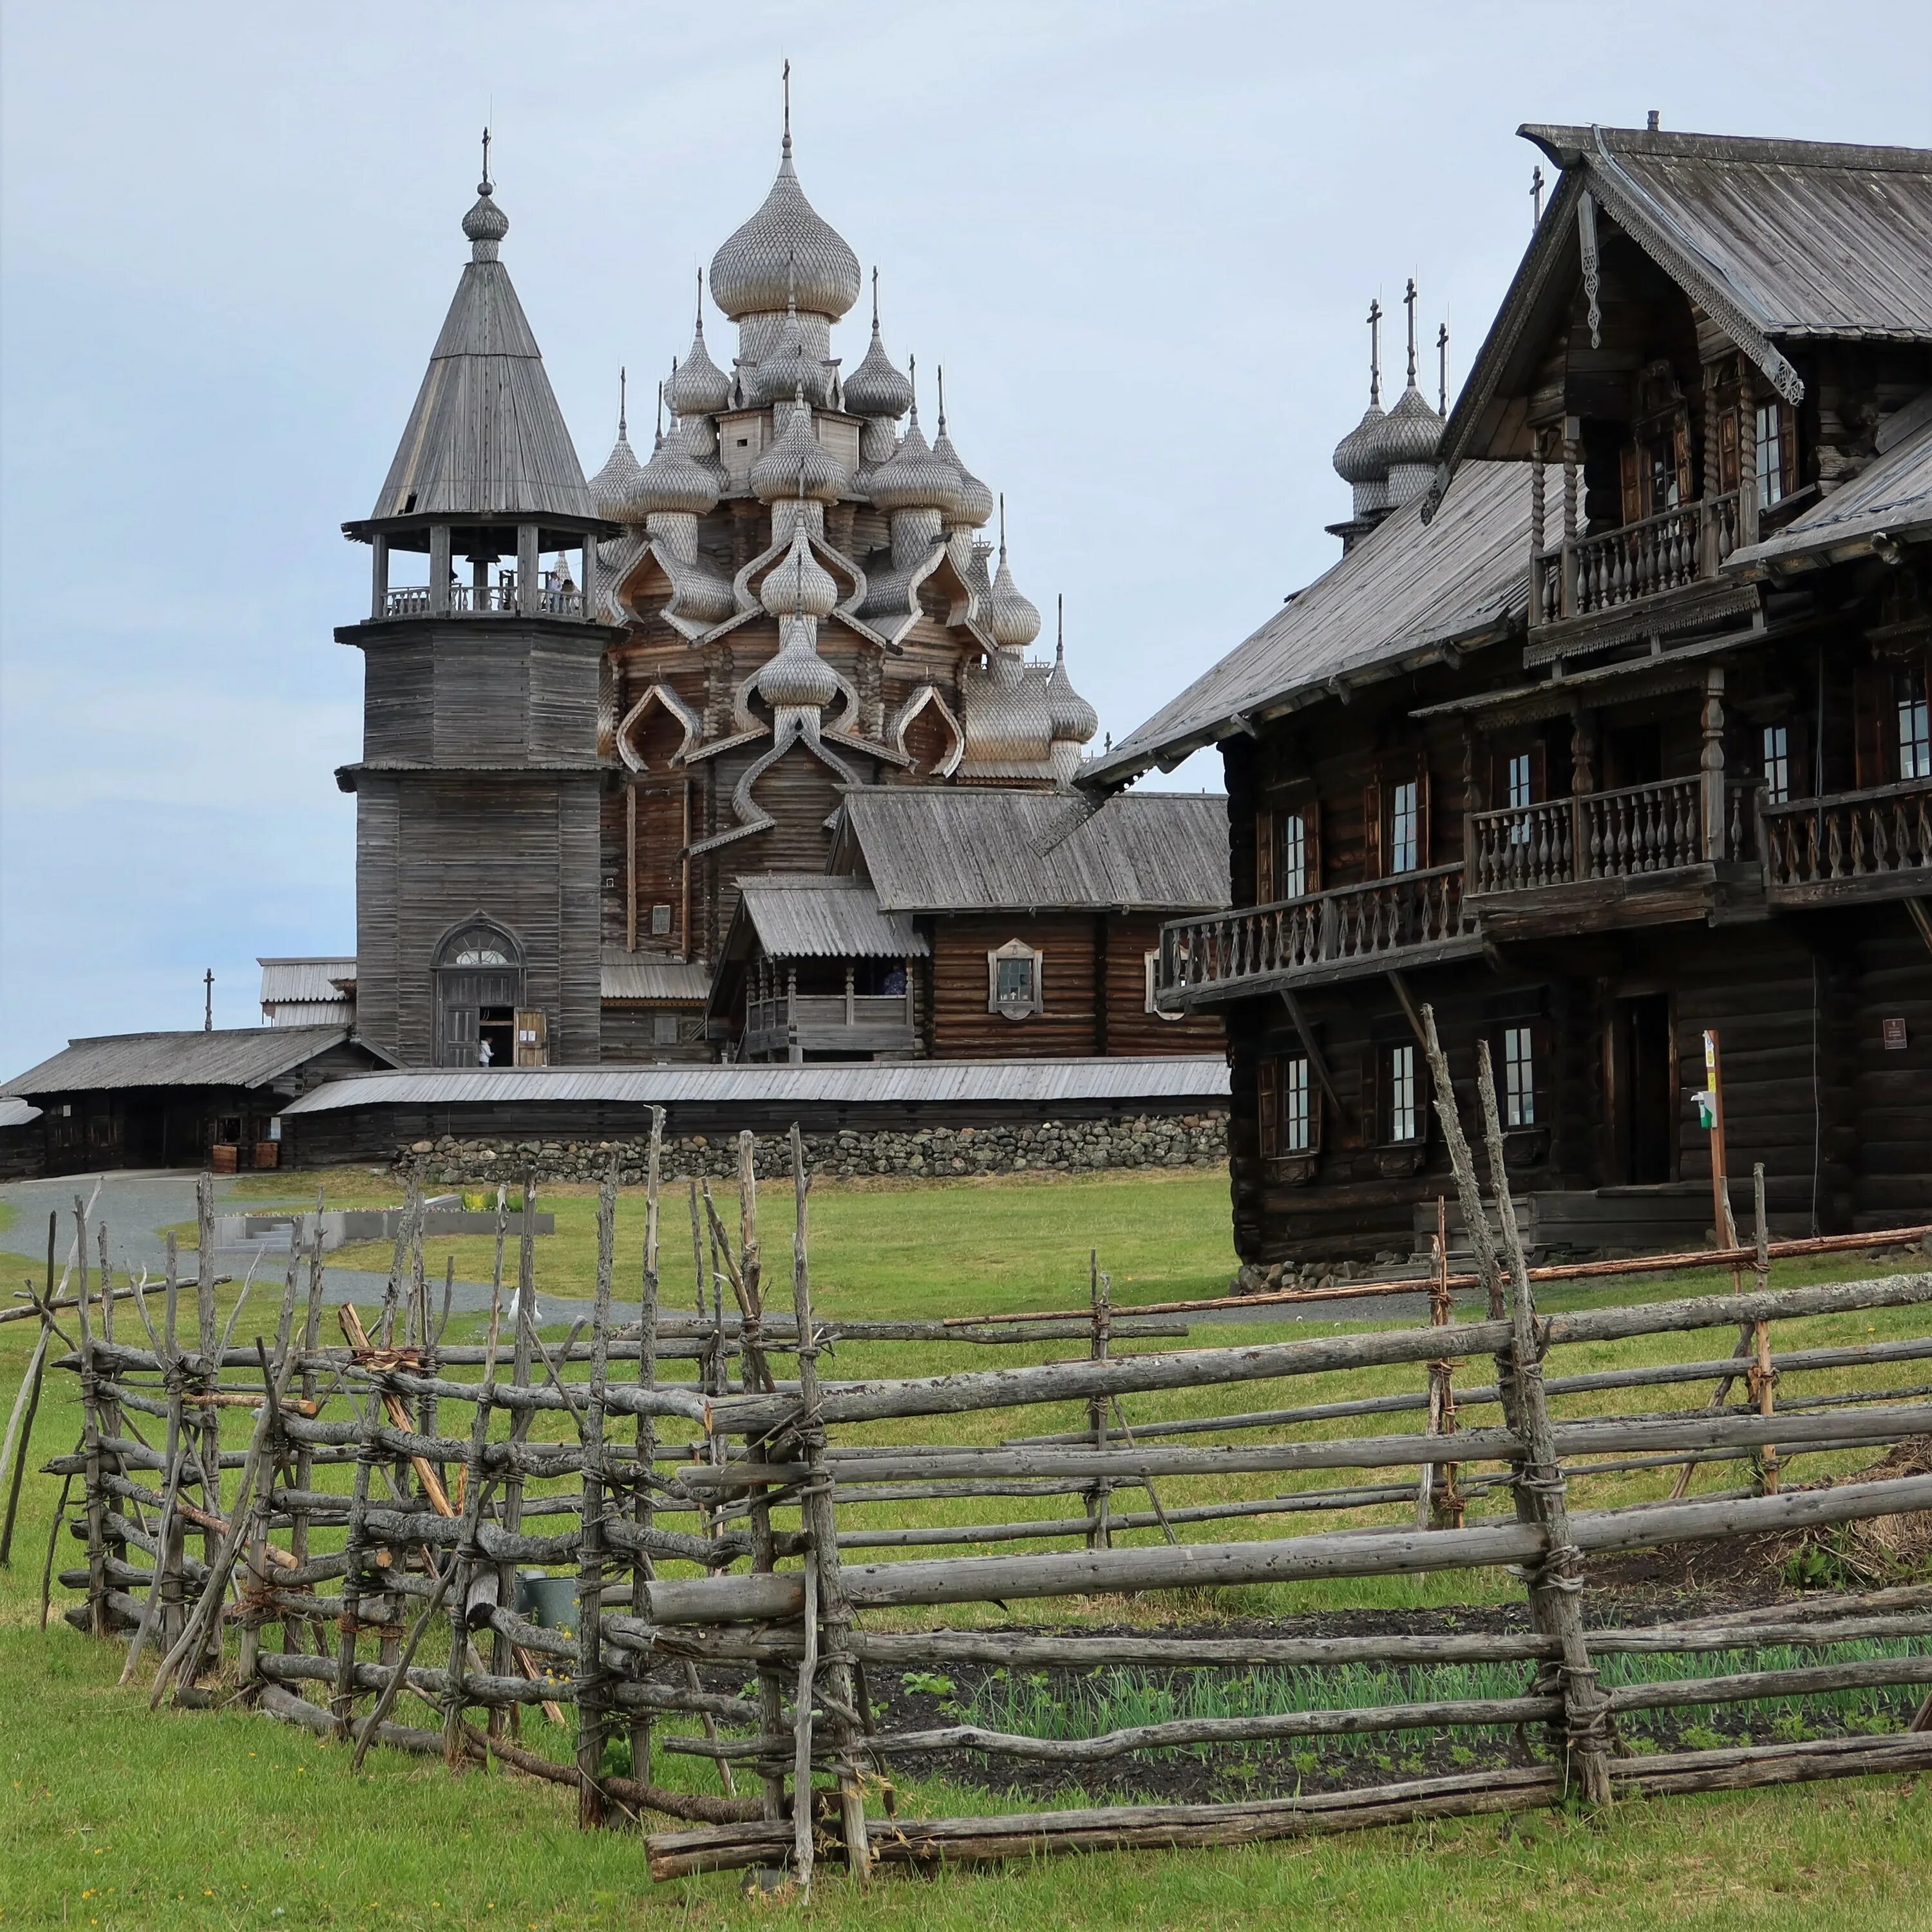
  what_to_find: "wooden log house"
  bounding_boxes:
[706,788,1229,1061]
[1092,124,1932,1264]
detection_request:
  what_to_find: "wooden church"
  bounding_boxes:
[334,107,1222,1072]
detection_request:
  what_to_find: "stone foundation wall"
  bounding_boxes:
[397,1113,1229,1187]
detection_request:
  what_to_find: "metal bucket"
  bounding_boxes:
[514,1571,578,1633]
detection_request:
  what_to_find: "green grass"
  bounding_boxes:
[4,1165,1931,1928]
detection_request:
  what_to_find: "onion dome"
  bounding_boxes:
[961,645,1054,768]
[588,372,645,518]
[983,499,1042,649]
[708,85,861,322]
[1045,628,1098,746]
[462,179,509,261]
[757,612,841,710]
[627,417,721,518]
[843,270,913,421]
[750,388,849,504]
[761,521,840,620]
[866,375,960,516]
[748,285,834,409]
[668,276,732,416]
[1332,402,1388,487]
[931,371,994,528]
[1376,381,1444,471]
[1373,278,1444,495]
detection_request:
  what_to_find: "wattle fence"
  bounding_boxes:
[15,1014,1932,1897]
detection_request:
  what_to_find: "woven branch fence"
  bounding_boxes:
[20,1017,1932,1898]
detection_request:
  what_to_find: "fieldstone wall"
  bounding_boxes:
[397,1113,1228,1187]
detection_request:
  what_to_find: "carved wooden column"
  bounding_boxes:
[370,533,389,620]
[1530,432,1548,625]
[1701,666,1728,862]
[1560,423,1580,620]
[1737,369,1760,549]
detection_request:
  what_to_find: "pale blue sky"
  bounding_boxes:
[3,0,1926,1072]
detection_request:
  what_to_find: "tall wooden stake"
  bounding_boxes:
[1475,1046,1612,1805]
[790,1124,871,1886]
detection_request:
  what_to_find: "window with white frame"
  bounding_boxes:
[1506,750,1534,845]
[987,940,1044,1018]
[1143,951,1183,1020]
[1755,402,1787,510]
[1258,1054,1317,1160]
[1390,781,1420,874]
[1283,1056,1312,1151]
[1502,1025,1535,1127]
[1900,667,1931,782]
[1761,724,1791,804]
[1279,812,1307,899]
[1388,1043,1420,1143]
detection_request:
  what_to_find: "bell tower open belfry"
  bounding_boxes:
[336,140,620,1067]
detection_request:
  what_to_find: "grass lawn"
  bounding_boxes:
[3,1164,1930,1929]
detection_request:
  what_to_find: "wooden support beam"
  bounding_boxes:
[1280,991,1346,1128]
[1905,896,1932,962]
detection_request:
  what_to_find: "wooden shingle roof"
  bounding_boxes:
[835,788,1230,913]
[1090,462,1531,785]
[368,229,594,526]
[2,1027,363,1097]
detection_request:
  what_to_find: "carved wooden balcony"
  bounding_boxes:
[1466,776,1761,937]
[743,991,916,1061]
[1530,491,1750,654]
[1761,776,1932,908]
[383,583,586,620]
[1155,864,1478,1007]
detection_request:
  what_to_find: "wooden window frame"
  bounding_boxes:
[1142,951,1184,1021]
[1258,1052,1321,1171]
[987,939,1044,1020]
[1255,800,1317,905]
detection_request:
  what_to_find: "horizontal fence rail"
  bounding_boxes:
[23,1085,1932,1897]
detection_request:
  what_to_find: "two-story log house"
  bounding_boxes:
[1092,124,1932,1263]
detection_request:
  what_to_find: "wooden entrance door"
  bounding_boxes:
[1613,992,1676,1184]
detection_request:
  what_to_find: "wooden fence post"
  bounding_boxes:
[790,1124,871,1887]
[1475,1046,1613,1804]
[575,1159,620,1828]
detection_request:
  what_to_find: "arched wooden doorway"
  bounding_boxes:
[433,918,524,1068]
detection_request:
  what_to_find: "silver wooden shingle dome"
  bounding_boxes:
[627,419,721,518]
[709,108,861,323]
[866,385,960,516]
[748,287,836,409]
[588,383,646,521]
[757,612,842,710]
[761,520,840,619]
[843,270,913,421]
[668,278,732,417]
[750,390,849,504]
[1376,383,1444,471]
[1332,402,1388,486]
[1045,633,1099,745]
[982,504,1041,649]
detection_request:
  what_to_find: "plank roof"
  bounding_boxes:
[729,876,929,960]
[2,1027,357,1097]
[835,788,1230,913]
[279,1056,1230,1115]
[1727,393,1932,574]
[1522,126,1932,342]
[599,956,715,1003]
[1089,461,1531,785]
[369,250,594,525]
